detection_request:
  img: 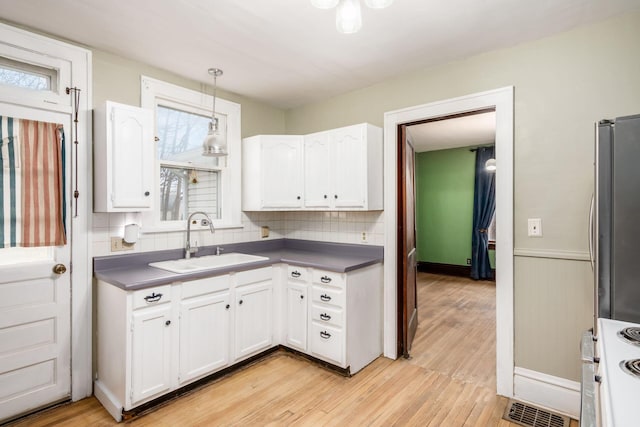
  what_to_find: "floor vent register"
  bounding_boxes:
[502,399,570,427]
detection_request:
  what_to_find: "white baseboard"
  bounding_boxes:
[94,380,123,422]
[513,367,580,419]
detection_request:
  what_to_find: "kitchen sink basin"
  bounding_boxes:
[149,252,269,274]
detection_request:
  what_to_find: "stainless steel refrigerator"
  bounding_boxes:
[594,114,640,324]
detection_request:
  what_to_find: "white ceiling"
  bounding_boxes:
[0,0,638,109]
[407,111,496,153]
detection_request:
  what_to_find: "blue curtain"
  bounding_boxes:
[471,146,496,280]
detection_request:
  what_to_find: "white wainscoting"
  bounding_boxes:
[513,366,581,419]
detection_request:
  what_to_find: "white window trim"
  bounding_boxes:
[140,76,242,232]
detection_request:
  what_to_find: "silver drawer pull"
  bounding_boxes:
[320,276,332,283]
[320,294,331,302]
[144,292,163,303]
[320,331,331,339]
[320,313,331,321]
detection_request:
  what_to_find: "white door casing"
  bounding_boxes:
[0,23,92,422]
[383,87,515,397]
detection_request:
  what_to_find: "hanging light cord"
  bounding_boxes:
[66,86,81,218]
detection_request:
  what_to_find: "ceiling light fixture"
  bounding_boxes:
[202,67,227,157]
[311,0,339,9]
[313,0,393,34]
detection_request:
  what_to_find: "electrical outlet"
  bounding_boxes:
[261,226,270,238]
[361,231,368,243]
[111,237,133,252]
[466,258,471,265]
[527,218,543,237]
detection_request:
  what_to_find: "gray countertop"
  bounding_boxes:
[94,239,383,290]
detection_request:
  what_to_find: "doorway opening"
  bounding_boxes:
[397,108,497,358]
[383,87,514,397]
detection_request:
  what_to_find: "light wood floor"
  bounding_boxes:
[9,273,577,426]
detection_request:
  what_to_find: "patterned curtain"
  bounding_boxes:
[0,117,66,247]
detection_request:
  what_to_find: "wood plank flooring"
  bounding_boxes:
[8,273,578,426]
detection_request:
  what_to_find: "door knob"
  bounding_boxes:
[53,264,67,274]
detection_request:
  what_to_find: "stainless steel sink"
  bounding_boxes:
[149,253,269,274]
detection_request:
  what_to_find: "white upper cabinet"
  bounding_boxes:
[304,132,331,209]
[242,135,304,210]
[94,101,154,212]
[243,123,382,212]
[306,123,382,210]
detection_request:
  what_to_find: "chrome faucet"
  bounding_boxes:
[216,246,224,256]
[185,211,215,259]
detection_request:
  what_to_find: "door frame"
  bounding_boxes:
[383,86,514,397]
[0,23,93,402]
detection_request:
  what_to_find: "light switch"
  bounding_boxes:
[527,218,542,237]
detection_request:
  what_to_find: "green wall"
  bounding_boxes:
[415,147,475,266]
[415,147,496,269]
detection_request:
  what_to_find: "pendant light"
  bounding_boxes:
[336,0,362,34]
[202,68,227,157]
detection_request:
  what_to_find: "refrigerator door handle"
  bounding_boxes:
[589,194,595,271]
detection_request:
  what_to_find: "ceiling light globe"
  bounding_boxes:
[336,0,362,34]
[364,0,393,8]
[485,158,497,172]
[311,0,339,9]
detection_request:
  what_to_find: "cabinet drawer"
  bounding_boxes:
[132,285,172,309]
[311,269,344,288]
[182,274,230,299]
[311,285,344,308]
[310,323,344,366]
[311,304,344,327]
[287,265,308,282]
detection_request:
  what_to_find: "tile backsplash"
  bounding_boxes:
[92,210,384,257]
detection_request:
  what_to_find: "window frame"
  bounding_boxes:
[140,76,242,232]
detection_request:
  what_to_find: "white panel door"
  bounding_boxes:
[0,105,71,423]
[286,283,308,351]
[303,132,331,208]
[331,125,366,209]
[179,292,230,385]
[110,104,154,209]
[260,136,303,208]
[234,281,273,361]
[131,304,172,405]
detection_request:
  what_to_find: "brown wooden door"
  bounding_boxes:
[398,125,418,357]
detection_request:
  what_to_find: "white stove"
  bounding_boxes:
[592,318,640,426]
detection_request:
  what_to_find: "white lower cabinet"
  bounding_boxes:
[234,269,274,361]
[94,262,382,422]
[282,264,383,375]
[95,267,273,422]
[131,303,173,404]
[285,265,309,351]
[178,291,230,385]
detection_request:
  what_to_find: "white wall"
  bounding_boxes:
[284,11,640,381]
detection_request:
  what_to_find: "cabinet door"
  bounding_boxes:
[131,304,172,404]
[178,292,230,385]
[330,125,366,209]
[304,132,331,208]
[111,104,154,209]
[261,137,303,208]
[286,283,308,351]
[234,281,273,361]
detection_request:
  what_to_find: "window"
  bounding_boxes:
[141,76,242,231]
[156,105,222,221]
[0,56,57,91]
